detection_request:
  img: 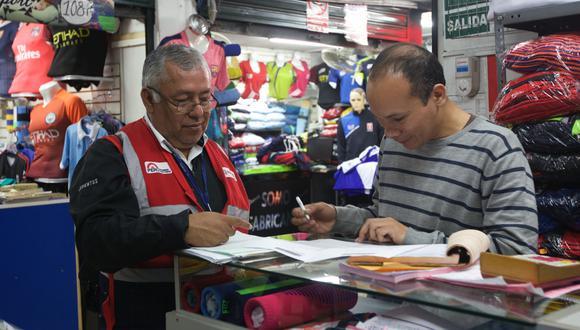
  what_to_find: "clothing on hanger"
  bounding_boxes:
[267,62,295,100]
[239,60,267,99]
[0,21,18,97]
[60,116,108,186]
[288,60,310,98]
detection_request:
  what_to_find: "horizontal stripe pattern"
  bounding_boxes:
[335,116,538,255]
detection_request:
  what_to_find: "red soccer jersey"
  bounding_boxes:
[28,89,88,179]
[9,23,54,95]
[239,60,267,99]
[164,33,230,91]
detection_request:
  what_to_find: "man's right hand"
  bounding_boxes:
[290,202,337,234]
[185,212,251,247]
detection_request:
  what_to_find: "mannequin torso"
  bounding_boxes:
[39,80,62,107]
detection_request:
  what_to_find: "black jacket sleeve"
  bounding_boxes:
[69,139,189,275]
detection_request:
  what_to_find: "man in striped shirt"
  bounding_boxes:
[292,43,538,255]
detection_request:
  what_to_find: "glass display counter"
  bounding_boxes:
[168,251,580,329]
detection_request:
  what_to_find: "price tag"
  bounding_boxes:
[61,0,94,25]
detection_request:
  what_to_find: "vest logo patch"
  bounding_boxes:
[45,112,56,124]
[145,161,172,174]
[222,167,237,181]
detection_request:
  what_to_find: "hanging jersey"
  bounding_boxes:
[28,89,88,179]
[239,60,267,99]
[329,69,362,104]
[0,22,18,97]
[9,23,54,95]
[288,60,310,98]
[161,33,230,91]
[354,57,375,90]
[48,26,108,90]
[310,63,340,109]
[267,62,295,100]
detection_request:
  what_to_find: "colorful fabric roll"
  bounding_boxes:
[243,283,358,330]
[504,33,580,79]
[224,279,304,325]
[492,71,580,125]
[180,272,233,313]
[200,276,272,321]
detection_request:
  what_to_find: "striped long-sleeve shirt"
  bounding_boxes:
[334,116,538,255]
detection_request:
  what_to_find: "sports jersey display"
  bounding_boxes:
[28,89,88,179]
[9,23,54,95]
[239,60,267,99]
[309,63,340,109]
[329,69,362,104]
[288,60,309,98]
[48,26,108,90]
[160,33,230,91]
[267,62,294,100]
[0,21,18,97]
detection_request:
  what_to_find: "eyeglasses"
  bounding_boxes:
[147,86,215,114]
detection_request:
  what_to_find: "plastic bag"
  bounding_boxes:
[526,153,580,186]
[504,33,580,79]
[512,115,580,154]
[538,213,562,234]
[491,71,580,125]
[536,189,580,231]
[539,230,580,259]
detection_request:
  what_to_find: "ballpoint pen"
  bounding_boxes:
[295,196,311,222]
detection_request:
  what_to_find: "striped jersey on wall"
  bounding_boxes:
[334,116,538,255]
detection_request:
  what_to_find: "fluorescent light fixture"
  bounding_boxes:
[269,37,341,48]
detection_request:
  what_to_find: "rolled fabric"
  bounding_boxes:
[180,272,233,313]
[447,229,490,265]
[200,276,272,320]
[243,283,358,330]
[222,279,305,325]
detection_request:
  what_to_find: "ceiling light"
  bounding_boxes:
[269,38,341,48]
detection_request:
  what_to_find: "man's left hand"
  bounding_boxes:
[356,217,408,244]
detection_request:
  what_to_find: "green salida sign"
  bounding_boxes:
[445,1,490,39]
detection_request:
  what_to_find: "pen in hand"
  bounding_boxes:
[295,196,311,222]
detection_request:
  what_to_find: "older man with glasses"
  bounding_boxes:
[69,44,251,330]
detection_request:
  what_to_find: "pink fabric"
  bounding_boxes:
[243,283,357,329]
[164,33,230,91]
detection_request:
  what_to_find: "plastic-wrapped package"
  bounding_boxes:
[527,152,580,184]
[491,71,580,125]
[512,115,580,154]
[539,213,563,234]
[504,33,580,79]
[539,230,580,260]
[536,189,580,231]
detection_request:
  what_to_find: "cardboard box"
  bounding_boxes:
[480,252,580,285]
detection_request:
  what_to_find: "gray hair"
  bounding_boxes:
[142,44,210,101]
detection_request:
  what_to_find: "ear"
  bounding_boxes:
[141,88,155,114]
[431,84,447,106]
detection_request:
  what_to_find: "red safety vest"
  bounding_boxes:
[101,118,249,329]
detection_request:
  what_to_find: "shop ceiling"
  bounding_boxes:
[208,0,431,51]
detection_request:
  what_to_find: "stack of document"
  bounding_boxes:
[181,232,448,264]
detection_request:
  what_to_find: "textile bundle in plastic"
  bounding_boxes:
[200,276,273,321]
[492,71,580,125]
[504,33,580,79]
[512,115,580,154]
[243,283,358,330]
[539,230,580,259]
[536,189,580,231]
[527,152,580,186]
[180,272,233,313]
